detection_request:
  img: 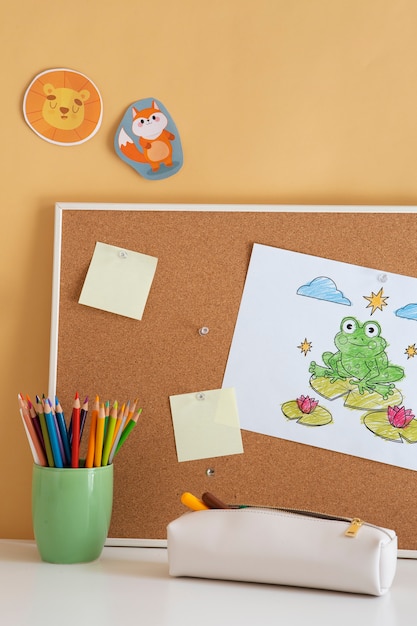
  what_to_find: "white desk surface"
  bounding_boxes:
[1,539,416,625]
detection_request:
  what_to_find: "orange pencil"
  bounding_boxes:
[70,392,81,468]
[94,402,106,467]
[124,397,138,429]
[85,395,99,468]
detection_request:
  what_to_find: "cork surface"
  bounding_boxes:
[56,208,417,549]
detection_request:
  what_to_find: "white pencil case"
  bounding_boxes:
[167,507,398,596]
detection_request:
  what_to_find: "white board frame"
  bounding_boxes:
[49,202,417,555]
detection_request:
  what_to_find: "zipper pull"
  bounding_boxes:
[345,518,363,537]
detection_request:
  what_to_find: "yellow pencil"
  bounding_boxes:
[111,401,127,448]
[181,492,209,511]
[94,402,106,467]
[85,395,99,468]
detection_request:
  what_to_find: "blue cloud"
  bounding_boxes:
[395,304,417,321]
[297,276,351,306]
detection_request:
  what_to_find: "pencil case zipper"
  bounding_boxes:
[228,504,390,540]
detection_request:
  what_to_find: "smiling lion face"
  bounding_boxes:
[42,83,90,130]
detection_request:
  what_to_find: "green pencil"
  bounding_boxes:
[35,396,54,467]
[101,401,118,466]
[115,408,142,456]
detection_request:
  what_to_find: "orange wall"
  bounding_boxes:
[2,0,417,537]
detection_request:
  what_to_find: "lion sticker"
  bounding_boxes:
[23,68,102,145]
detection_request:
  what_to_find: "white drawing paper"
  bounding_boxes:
[222,243,417,471]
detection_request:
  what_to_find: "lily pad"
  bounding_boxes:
[309,376,352,400]
[344,387,403,412]
[281,401,333,426]
[363,411,417,443]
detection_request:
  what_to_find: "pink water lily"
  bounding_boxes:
[296,395,318,414]
[387,405,415,428]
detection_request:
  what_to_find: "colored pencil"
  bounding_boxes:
[101,401,118,465]
[20,410,41,465]
[108,402,128,464]
[79,396,89,443]
[17,395,47,466]
[55,397,71,466]
[26,395,45,454]
[35,395,54,467]
[115,408,142,456]
[19,391,143,469]
[111,401,127,447]
[43,399,64,468]
[85,395,99,468]
[124,397,138,429]
[52,406,66,467]
[108,412,127,465]
[70,392,81,468]
[94,402,106,467]
[103,400,110,440]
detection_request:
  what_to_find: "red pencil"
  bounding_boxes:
[70,392,81,468]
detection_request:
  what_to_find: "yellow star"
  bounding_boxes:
[298,338,312,356]
[405,344,417,359]
[363,288,389,315]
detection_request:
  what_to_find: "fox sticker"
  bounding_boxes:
[115,98,183,180]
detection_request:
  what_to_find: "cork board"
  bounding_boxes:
[49,203,417,552]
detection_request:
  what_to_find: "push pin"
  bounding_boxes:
[119,250,128,259]
[206,468,215,477]
[199,326,209,336]
[378,273,387,283]
[196,392,205,401]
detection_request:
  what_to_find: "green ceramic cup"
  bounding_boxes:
[32,463,113,564]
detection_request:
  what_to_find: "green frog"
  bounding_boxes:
[309,317,404,399]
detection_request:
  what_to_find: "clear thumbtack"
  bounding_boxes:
[206,468,215,477]
[378,273,387,283]
[119,250,128,259]
[196,392,205,401]
[199,327,209,336]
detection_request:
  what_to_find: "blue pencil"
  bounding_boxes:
[44,399,64,468]
[55,397,71,466]
[53,411,66,466]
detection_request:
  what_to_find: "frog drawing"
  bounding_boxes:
[309,317,404,400]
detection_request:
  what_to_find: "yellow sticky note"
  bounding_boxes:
[169,388,243,462]
[79,241,158,320]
